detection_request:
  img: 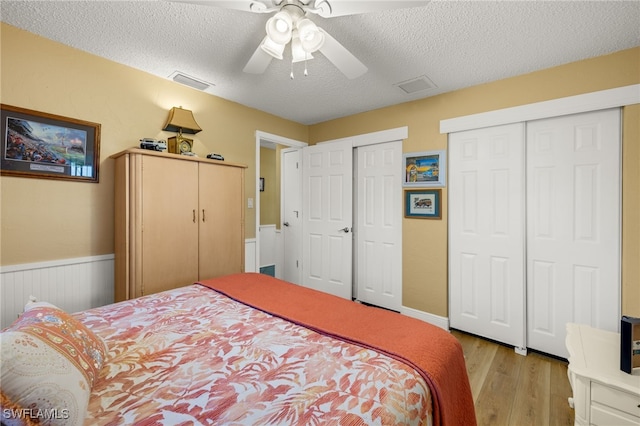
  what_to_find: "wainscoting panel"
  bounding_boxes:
[259,225,277,268]
[2,240,262,329]
[0,255,114,328]
[245,238,257,273]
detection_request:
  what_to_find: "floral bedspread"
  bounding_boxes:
[76,284,432,425]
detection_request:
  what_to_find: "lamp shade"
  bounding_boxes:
[265,11,293,45]
[291,30,313,63]
[297,18,324,53]
[162,107,202,134]
[260,35,286,60]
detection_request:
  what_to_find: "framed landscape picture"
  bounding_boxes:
[404,189,441,219]
[403,150,445,187]
[1,104,101,183]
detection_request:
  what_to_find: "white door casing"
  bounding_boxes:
[355,141,403,311]
[281,148,302,285]
[449,123,527,350]
[302,140,353,299]
[526,108,621,358]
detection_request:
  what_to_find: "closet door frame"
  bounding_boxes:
[440,85,638,134]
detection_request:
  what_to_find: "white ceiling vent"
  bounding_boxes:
[394,75,436,95]
[169,71,215,92]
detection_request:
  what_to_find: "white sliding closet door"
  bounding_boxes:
[526,108,621,358]
[449,123,526,349]
[449,109,621,359]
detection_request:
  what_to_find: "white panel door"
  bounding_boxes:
[355,141,403,311]
[527,108,620,358]
[302,140,353,299]
[449,123,526,349]
[282,148,302,285]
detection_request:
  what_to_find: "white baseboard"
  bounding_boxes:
[401,305,450,331]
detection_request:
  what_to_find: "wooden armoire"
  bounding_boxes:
[112,148,246,301]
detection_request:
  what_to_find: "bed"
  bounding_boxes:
[1,273,476,426]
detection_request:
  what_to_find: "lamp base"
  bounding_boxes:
[167,136,193,154]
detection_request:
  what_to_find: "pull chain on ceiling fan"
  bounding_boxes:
[172,0,429,79]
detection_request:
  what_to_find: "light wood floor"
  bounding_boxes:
[452,330,575,426]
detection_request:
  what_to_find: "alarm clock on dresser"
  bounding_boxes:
[167,136,193,155]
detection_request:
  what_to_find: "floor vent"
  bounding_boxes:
[259,265,275,277]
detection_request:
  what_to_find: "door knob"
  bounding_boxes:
[338,227,350,233]
[283,222,290,227]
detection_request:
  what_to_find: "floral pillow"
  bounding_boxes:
[0,300,107,426]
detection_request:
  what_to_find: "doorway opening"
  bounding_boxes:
[254,131,307,276]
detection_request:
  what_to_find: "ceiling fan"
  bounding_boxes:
[172,1,429,79]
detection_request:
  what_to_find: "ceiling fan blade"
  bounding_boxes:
[169,1,274,13]
[310,0,429,18]
[317,28,367,79]
[243,44,273,74]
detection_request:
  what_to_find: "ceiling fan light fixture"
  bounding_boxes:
[240,0,368,79]
[265,11,293,44]
[291,30,313,63]
[296,18,324,52]
[260,35,285,60]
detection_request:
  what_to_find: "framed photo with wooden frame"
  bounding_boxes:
[404,189,441,219]
[1,104,101,183]
[403,150,446,187]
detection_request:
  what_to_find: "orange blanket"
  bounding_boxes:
[198,273,476,426]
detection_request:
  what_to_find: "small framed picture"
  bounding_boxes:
[1,104,101,183]
[405,189,441,219]
[259,177,265,192]
[403,150,445,187]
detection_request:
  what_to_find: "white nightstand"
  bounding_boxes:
[566,323,640,425]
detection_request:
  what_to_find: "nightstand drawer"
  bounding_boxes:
[591,382,640,418]
[591,404,640,426]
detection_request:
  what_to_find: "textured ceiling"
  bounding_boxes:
[1,0,639,125]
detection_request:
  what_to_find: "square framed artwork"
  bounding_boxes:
[403,150,445,187]
[404,189,441,219]
[1,104,101,183]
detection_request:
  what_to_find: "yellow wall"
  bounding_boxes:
[622,103,640,318]
[1,23,638,319]
[259,147,277,225]
[0,23,307,265]
[309,47,640,318]
[258,144,286,228]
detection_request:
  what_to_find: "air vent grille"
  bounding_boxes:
[169,71,214,91]
[394,75,436,94]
